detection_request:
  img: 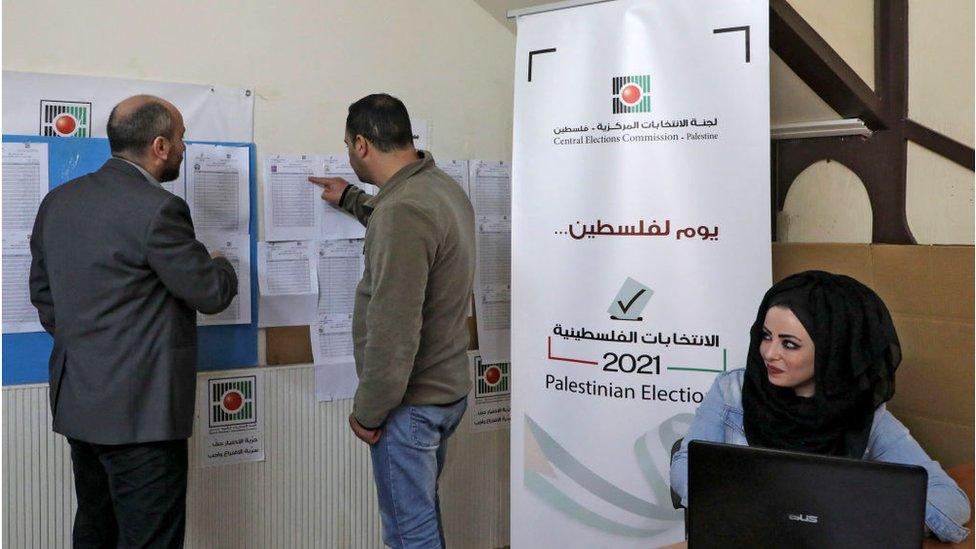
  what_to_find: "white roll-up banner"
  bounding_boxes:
[511,0,770,547]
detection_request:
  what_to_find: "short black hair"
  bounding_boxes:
[106,101,173,155]
[345,94,414,153]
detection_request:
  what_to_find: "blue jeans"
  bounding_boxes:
[370,399,467,549]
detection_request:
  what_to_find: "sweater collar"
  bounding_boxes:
[365,151,433,208]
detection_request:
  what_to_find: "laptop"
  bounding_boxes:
[687,440,927,549]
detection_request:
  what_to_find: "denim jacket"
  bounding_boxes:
[670,369,971,543]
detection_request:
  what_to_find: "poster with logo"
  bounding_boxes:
[466,351,511,433]
[197,371,266,467]
[510,1,770,547]
[2,71,253,142]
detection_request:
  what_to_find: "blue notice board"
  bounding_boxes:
[2,135,259,385]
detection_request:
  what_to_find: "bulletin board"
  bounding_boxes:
[1,135,259,385]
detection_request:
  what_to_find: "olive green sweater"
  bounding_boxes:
[340,152,475,428]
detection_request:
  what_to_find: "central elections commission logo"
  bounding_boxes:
[612,75,651,114]
[40,100,91,137]
[475,356,510,397]
[208,376,257,428]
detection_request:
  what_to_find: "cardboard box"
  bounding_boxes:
[773,243,974,467]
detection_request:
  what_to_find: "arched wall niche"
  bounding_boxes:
[778,159,873,243]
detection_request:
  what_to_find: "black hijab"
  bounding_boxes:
[741,271,901,458]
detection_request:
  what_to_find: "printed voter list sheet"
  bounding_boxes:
[257,240,318,327]
[440,159,470,196]
[197,233,251,326]
[314,361,358,402]
[311,315,355,364]
[263,154,321,242]
[318,155,373,240]
[470,160,512,363]
[311,239,363,364]
[323,154,378,196]
[2,234,43,333]
[2,142,49,235]
[316,239,362,318]
[470,160,511,218]
[185,144,249,235]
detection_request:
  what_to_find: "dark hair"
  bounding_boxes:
[345,94,413,152]
[106,101,173,155]
[742,270,901,458]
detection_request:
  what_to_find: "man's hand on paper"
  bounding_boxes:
[349,413,382,445]
[309,176,350,206]
[210,250,224,259]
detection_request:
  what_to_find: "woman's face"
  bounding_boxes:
[759,305,816,397]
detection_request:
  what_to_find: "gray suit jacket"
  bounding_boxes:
[29,158,238,444]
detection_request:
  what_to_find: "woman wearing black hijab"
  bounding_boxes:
[670,271,970,543]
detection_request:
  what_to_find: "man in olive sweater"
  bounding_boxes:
[310,94,475,549]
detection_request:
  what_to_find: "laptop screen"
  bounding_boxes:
[687,440,927,549]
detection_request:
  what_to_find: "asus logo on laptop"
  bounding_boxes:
[788,513,819,524]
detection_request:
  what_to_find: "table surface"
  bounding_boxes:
[659,463,974,549]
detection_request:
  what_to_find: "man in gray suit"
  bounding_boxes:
[29,95,238,548]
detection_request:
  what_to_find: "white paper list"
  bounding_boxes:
[470,160,512,363]
[257,240,318,327]
[311,318,356,364]
[311,239,363,364]
[440,159,470,196]
[314,361,359,402]
[316,239,363,317]
[185,144,249,235]
[2,142,49,235]
[3,234,43,333]
[263,154,321,242]
[470,160,511,218]
[197,233,251,326]
[319,155,373,240]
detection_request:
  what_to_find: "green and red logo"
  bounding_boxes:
[612,75,651,114]
[209,375,257,427]
[40,100,91,137]
[475,357,510,397]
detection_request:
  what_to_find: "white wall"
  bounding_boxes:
[772,0,974,244]
[908,0,975,149]
[777,160,873,242]
[787,0,875,89]
[4,0,515,160]
[905,0,976,245]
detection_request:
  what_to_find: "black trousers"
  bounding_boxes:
[68,438,188,549]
